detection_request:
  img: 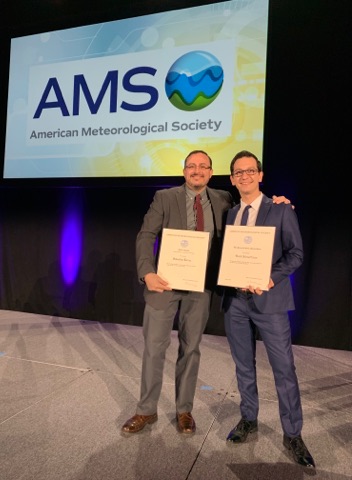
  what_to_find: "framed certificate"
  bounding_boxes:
[157,228,210,292]
[217,225,275,291]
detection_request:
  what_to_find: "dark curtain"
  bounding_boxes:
[0,183,351,350]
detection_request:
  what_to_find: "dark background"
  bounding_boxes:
[0,0,350,350]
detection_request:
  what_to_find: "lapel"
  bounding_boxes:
[255,194,271,225]
[207,188,221,229]
[226,204,240,225]
[176,185,188,229]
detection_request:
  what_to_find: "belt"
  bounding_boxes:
[231,287,253,299]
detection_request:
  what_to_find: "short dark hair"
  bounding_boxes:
[184,150,212,168]
[230,150,262,175]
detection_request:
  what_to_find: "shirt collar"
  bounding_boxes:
[184,185,207,200]
[240,192,263,211]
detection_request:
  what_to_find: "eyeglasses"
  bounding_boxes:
[185,164,212,171]
[232,168,259,177]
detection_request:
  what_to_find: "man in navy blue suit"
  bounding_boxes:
[223,150,315,469]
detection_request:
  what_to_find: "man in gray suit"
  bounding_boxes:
[122,149,288,435]
[223,150,315,469]
[122,149,232,435]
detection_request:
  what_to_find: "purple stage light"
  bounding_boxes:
[60,208,82,285]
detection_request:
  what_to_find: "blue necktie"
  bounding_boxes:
[240,205,251,225]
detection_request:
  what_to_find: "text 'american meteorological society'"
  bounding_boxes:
[29,119,223,140]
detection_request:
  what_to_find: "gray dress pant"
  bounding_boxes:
[136,289,211,415]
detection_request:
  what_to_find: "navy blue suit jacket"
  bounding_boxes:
[223,194,303,314]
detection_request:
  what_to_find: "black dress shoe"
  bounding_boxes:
[283,434,316,468]
[227,418,258,443]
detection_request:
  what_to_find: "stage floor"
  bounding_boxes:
[0,310,351,480]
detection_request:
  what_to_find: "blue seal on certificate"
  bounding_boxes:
[244,236,252,244]
[181,240,189,247]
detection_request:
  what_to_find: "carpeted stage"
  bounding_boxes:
[0,310,351,479]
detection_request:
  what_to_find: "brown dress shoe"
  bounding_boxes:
[176,412,196,434]
[121,413,158,433]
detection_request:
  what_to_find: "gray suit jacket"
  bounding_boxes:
[136,184,233,309]
[223,194,303,314]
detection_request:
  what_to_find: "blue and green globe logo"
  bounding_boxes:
[165,51,224,111]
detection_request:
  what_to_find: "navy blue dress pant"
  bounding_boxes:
[224,293,303,437]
